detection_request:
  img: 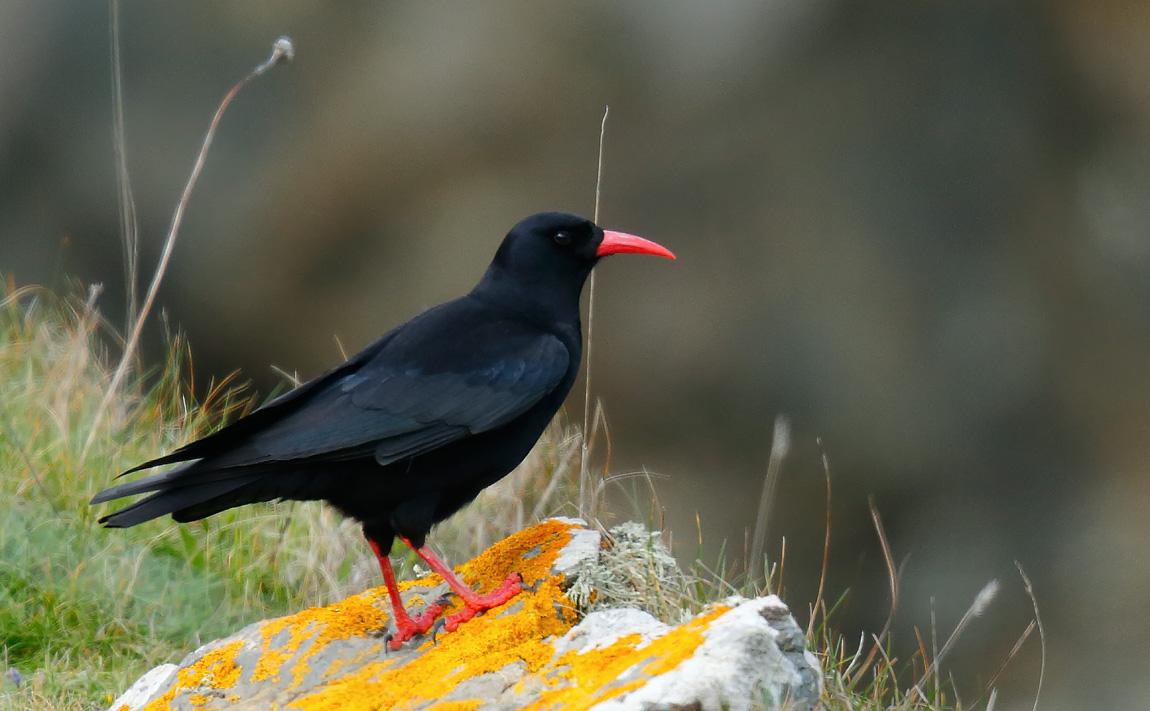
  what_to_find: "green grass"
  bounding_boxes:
[0,282,993,710]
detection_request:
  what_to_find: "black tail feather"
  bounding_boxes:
[97,476,261,528]
[91,459,274,504]
[171,484,278,522]
[91,462,201,503]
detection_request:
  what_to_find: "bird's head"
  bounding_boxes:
[475,212,675,321]
[489,211,673,277]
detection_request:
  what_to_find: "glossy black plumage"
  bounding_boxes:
[91,212,669,553]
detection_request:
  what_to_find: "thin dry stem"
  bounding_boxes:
[1016,561,1045,711]
[82,37,294,459]
[869,632,900,691]
[592,106,609,225]
[109,0,140,327]
[912,579,1000,700]
[271,365,303,387]
[530,433,578,521]
[986,687,998,711]
[986,620,1035,692]
[850,497,900,688]
[930,596,939,699]
[842,630,868,680]
[807,438,833,637]
[776,535,787,597]
[580,104,610,518]
[912,625,931,682]
[750,414,790,587]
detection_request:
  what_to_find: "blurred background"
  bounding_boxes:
[2,1,1148,708]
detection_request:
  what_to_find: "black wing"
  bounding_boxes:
[221,323,569,467]
[119,299,571,473]
[113,329,399,475]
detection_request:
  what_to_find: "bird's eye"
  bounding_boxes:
[553,231,572,246]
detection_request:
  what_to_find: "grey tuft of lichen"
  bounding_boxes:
[567,522,691,624]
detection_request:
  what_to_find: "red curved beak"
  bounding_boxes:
[597,230,676,260]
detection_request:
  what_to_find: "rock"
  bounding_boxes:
[552,608,670,655]
[108,519,821,711]
[107,664,178,710]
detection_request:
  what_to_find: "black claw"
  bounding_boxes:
[382,633,394,654]
[435,595,452,609]
[430,618,447,644]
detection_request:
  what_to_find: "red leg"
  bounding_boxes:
[399,536,522,632]
[366,536,448,650]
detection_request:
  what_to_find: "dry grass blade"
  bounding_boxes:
[270,365,303,387]
[109,0,140,327]
[1015,561,1045,711]
[776,535,787,597]
[869,632,900,693]
[530,428,579,521]
[598,469,670,489]
[930,596,939,699]
[849,497,900,688]
[750,414,790,588]
[912,579,1000,700]
[591,106,609,226]
[82,37,295,459]
[579,104,610,519]
[986,619,1035,692]
[842,630,868,680]
[807,435,832,636]
[913,625,930,682]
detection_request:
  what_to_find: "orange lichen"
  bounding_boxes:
[523,604,732,709]
[141,639,245,711]
[455,519,571,590]
[396,519,573,596]
[288,520,578,711]
[133,520,642,710]
[251,586,395,688]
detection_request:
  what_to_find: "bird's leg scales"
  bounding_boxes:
[441,572,524,631]
[367,536,448,650]
[401,537,524,633]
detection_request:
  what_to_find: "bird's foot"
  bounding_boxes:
[385,596,450,651]
[442,572,523,632]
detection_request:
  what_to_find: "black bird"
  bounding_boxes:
[91,211,674,647]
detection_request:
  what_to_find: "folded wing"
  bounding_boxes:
[92,304,570,517]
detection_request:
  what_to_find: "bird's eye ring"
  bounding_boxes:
[553,231,572,246]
